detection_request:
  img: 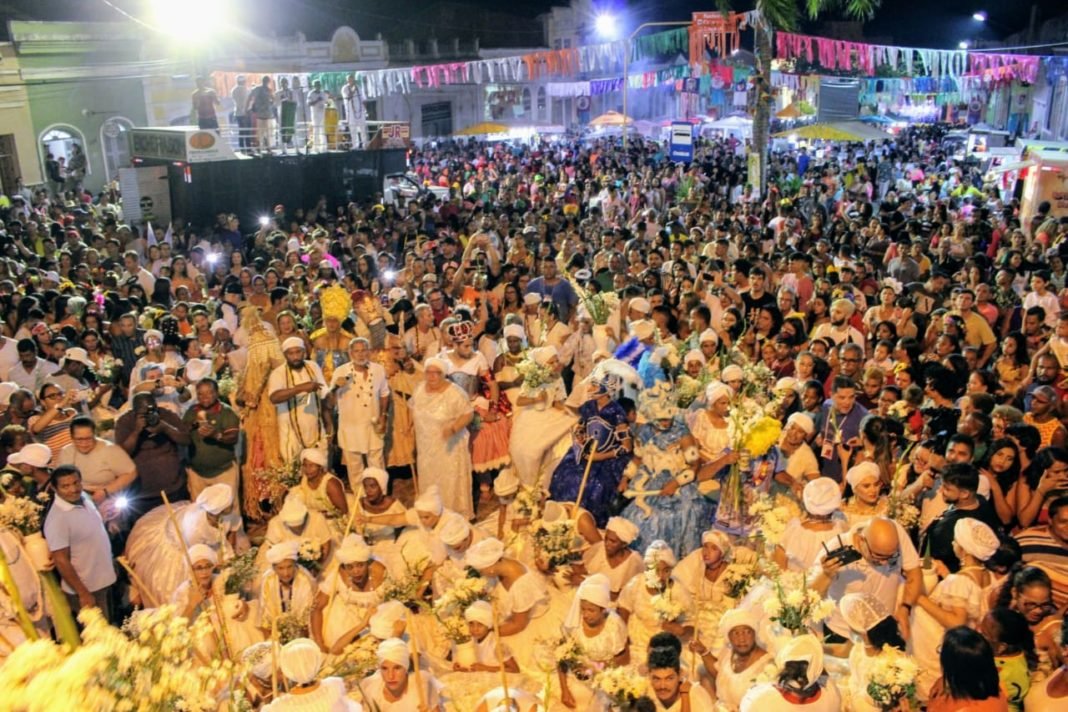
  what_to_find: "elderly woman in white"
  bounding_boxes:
[772,478,849,573]
[310,535,384,655]
[508,345,576,489]
[411,356,474,517]
[618,540,693,667]
[263,637,363,711]
[258,540,318,636]
[558,573,630,710]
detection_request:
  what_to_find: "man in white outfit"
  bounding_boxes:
[330,337,389,491]
[341,73,367,149]
[305,80,329,152]
[268,338,329,461]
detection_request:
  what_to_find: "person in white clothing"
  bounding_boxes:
[341,73,367,148]
[331,338,389,491]
[268,337,329,462]
[306,80,329,152]
[360,638,445,711]
[739,634,842,712]
[263,637,362,711]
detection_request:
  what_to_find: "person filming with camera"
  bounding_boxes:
[811,513,922,645]
[115,392,190,515]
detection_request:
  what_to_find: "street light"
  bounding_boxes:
[595,13,620,41]
[152,0,231,42]
[973,11,988,22]
[959,40,971,49]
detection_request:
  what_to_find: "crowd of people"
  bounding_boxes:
[1,122,1068,711]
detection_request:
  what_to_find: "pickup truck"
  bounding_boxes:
[382,173,451,206]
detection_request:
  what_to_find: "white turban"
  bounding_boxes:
[643,540,677,568]
[786,412,815,436]
[605,516,640,544]
[424,356,451,375]
[503,324,525,340]
[705,381,732,404]
[438,511,472,548]
[531,346,558,367]
[775,377,799,394]
[184,358,213,383]
[629,297,651,314]
[699,329,719,345]
[196,483,233,514]
[953,518,999,562]
[361,467,389,492]
[187,544,218,566]
[300,448,328,467]
[630,319,656,341]
[702,530,732,558]
[243,641,274,680]
[523,292,542,306]
[564,573,614,631]
[370,601,408,640]
[335,534,373,564]
[279,496,308,527]
[803,477,842,516]
[414,485,444,516]
[721,364,743,382]
[464,537,505,570]
[776,634,824,687]
[541,500,568,523]
[846,462,881,490]
[464,600,494,628]
[210,319,231,334]
[266,540,300,565]
[280,638,322,685]
[839,592,891,634]
[684,350,706,365]
[493,468,520,497]
[377,638,411,669]
[145,329,163,344]
[281,336,305,352]
[719,607,760,640]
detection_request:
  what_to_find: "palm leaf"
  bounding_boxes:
[757,0,801,31]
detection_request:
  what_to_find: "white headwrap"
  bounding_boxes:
[531,346,558,367]
[493,468,520,497]
[684,350,706,365]
[336,534,373,564]
[719,607,760,640]
[377,638,411,668]
[775,377,799,394]
[281,336,305,352]
[184,359,213,383]
[464,600,494,627]
[630,319,656,341]
[643,540,677,568]
[564,572,614,631]
[503,324,525,340]
[424,356,451,375]
[438,511,472,548]
[786,412,815,436]
[361,467,389,492]
[605,516,640,544]
[266,540,300,565]
[839,592,892,634]
[698,329,718,345]
[279,496,309,527]
[187,544,218,566]
[370,600,408,639]
[721,364,743,382]
[775,634,825,688]
[464,537,505,570]
[953,518,999,562]
[702,530,732,559]
[705,381,732,404]
[145,329,163,344]
[523,292,542,306]
[803,477,842,516]
[196,483,233,515]
[210,319,230,334]
[414,485,444,516]
[279,638,322,685]
[300,448,328,468]
[846,462,881,489]
[243,641,274,680]
[629,297,651,314]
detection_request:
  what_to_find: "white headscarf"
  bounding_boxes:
[279,638,322,685]
[564,573,614,631]
[786,412,815,436]
[803,477,842,516]
[361,467,389,492]
[438,511,472,548]
[279,496,309,527]
[370,600,408,640]
[643,540,676,568]
[464,600,494,628]
[335,534,373,564]
[839,592,891,634]
[776,634,825,688]
[187,544,218,566]
[605,517,640,544]
[300,448,328,468]
[953,518,999,561]
[414,485,444,516]
[503,324,525,341]
[531,346,558,367]
[424,356,451,375]
[281,336,306,352]
[845,462,881,489]
[705,381,732,404]
[377,638,411,668]
[196,483,233,515]
[718,607,760,641]
[464,537,505,570]
[266,540,300,565]
[493,468,520,497]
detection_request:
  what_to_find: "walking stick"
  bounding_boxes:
[161,491,233,661]
[573,439,599,513]
[117,556,161,608]
[323,485,363,621]
[406,610,427,709]
[491,599,511,712]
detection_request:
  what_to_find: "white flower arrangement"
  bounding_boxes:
[432,575,489,619]
[94,355,123,384]
[886,463,920,530]
[866,645,919,710]
[531,519,584,569]
[513,486,541,520]
[592,665,648,707]
[297,538,322,574]
[0,495,44,535]
[650,589,686,623]
[749,494,798,548]
[762,571,836,634]
[322,634,380,682]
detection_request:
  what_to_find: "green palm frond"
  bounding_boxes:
[757,0,802,31]
[805,0,883,21]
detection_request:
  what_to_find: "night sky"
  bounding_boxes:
[0,0,1058,49]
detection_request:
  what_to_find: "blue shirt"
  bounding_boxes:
[44,492,116,594]
[817,402,868,482]
[525,277,578,323]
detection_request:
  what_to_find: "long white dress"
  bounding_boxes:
[715,651,774,712]
[411,381,474,518]
[498,568,565,671]
[257,565,318,630]
[509,378,577,489]
[318,570,382,649]
[617,576,693,668]
[910,572,982,701]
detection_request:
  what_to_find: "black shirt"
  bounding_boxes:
[922,498,1002,573]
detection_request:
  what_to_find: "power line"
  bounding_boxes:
[95,0,163,33]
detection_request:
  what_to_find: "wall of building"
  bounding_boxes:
[0,43,44,188]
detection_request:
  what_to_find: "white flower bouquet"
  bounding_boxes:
[762,571,836,635]
[94,355,123,384]
[531,519,584,569]
[516,356,556,391]
[513,486,541,520]
[0,495,44,535]
[886,463,920,531]
[650,590,686,623]
[433,575,489,619]
[866,645,919,711]
[749,494,797,548]
[592,665,649,708]
[297,538,322,574]
[381,550,431,607]
[573,281,620,325]
[322,634,380,681]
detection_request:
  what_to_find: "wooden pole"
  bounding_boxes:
[573,439,599,512]
[117,556,161,608]
[270,613,280,699]
[406,611,427,709]
[491,599,511,711]
[324,485,363,620]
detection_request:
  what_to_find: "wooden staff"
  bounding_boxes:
[689,581,701,681]
[117,556,160,608]
[406,610,427,709]
[161,491,233,661]
[323,484,363,620]
[491,599,511,712]
[270,613,280,699]
[573,439,599,512]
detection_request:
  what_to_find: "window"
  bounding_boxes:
[537,87,547,121]
[522,88,532,115]
[39,125,89,185]
[100,117,134,183]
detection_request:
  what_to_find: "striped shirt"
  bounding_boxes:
[1016,525,1068,609]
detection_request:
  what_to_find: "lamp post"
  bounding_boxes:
[620,21,692,150]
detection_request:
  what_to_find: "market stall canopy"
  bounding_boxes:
[589,111,634,127]
[773,121,892,142]
[455,122,509,136]
[703,115,753,132]
[776,104,802,119]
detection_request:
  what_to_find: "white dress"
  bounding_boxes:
[843,644,882,712]
[558,612,629,712]
[909,572,982,701]
[0,530,44,654]
[715,652,774,712]
[170,576,265,656]
[411,381,474,518]
[740,679,843,712]
[617,577,693,668]
[779,518,848,572]
[263,677,362,711]
[509,378,576,489]
[498,568,564,671]
[688,410,730,462]
[318,571,382,649]
[581,543,645,597]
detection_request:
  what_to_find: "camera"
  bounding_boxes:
[144,405,161,428]
[824,544,863,567]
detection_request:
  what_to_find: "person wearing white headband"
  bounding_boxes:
[265,637,360,711]
[771,477,849,574]
[774,411,820,500]
[330,335,390,494]
[452,600,519,673]
[558,573,628,708]
[682,349,706,377]
[688,606,771,712]
[618,540,693,666]
[265,494,334,574]
[267,329,329,461]
[740,634,840,711]
[579,516,644,597]
[257,539,317,634]
[843,461,887,528]
[310,534,385,652]
[508,335,573,490]
[360,637,445,712]
[170,544,219,621]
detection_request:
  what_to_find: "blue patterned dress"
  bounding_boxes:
[548,399,631,528]
[620,419,715,559]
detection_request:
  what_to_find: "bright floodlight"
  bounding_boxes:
[153,0,228,41]
[973,11,988,22]
[959,40,970,49]
[595,13,619,40]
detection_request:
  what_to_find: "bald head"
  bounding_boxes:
[864,517,900,564]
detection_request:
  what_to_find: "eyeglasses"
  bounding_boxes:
[43,392,61,399]
[1018,598,1055,612]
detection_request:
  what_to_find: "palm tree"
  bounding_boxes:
[718,0,882,193]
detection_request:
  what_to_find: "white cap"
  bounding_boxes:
[279,638,323,685]
[282,336,305,352]
[629,297,651,314]
[196,483,233,514]
[300,448,327,468]
[279,496,308,527]
[210,319,230,334]
[335,534,373,564]
[8,443,54,468]
[60,347,93,367]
